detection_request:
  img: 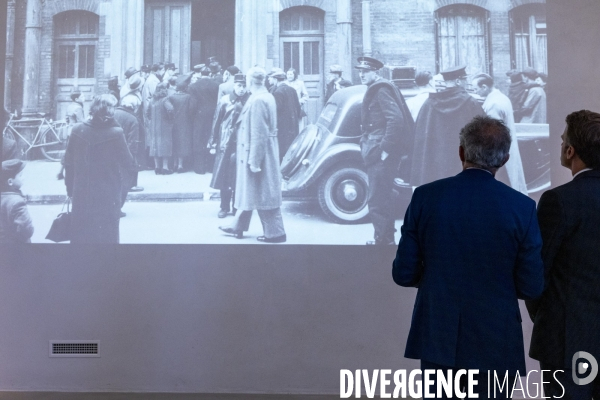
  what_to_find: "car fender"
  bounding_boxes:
[284,142,363,192]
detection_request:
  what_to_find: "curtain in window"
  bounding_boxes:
[514,33,530,71]
[461,15,486,75]
[438,8,487,75]
[438,15,457,73]
[511,6,547,75]
[535,34,547,74]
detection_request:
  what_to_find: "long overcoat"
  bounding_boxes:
[64,118,135,243]
[167,92,196,158]
[482,88,528,195]
[209,92,249,190]
[114,107,140,159]
[146,96,174,158]
[188,77,219,154]
[142,73,161,143]
[410,86,485,186]
[517,85,547,124]
[234,87,281,211]
[272,83,301,161]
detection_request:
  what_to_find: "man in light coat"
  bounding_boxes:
[516,67,547,124]
[119,67,140,101]
[472,73,528,195]
[219,67,286,243]
[141,63,164,169]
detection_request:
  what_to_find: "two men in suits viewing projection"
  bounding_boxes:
[393,111,600,399]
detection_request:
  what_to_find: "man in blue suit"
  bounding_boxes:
[393,116,544,398]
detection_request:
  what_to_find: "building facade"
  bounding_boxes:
[4,0,546,122]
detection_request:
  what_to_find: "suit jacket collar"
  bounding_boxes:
[458,168,495,179]
[573,168,600,181]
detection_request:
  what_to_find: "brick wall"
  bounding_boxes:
[350,0,362,83]
[348,0,541,96]
[10,0,26,111]
[323,10,338,84]
[38,6,54,115]
[9,0,544,117]
[490,10,512,94]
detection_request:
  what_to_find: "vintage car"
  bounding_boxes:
[281,85,550,224]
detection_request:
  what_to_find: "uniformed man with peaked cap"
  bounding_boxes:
[356,56,415,245]
[410,64,485,187]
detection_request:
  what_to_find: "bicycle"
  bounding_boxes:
[2,111,69,161]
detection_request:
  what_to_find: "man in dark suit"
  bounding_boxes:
[113,101,140,216]
[393,116,544,398]
[267,67,301,161]
[324,64,352,103]
[356,56,414,245]
[188,65,219,174]
[526,110,600,399]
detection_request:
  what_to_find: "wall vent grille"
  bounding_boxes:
[49,341,100,357]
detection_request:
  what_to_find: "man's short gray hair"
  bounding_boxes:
[459,116,511,169]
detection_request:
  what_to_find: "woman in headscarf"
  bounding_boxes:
[64,94,135,244]
[147,82,174,174]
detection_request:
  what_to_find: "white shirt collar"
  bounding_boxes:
[573,168,593,179]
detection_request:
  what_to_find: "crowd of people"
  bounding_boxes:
[1,54,551,245]
[393,109,600,399]
[2,57,317,244]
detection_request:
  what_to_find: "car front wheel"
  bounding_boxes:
[317,166,369,224]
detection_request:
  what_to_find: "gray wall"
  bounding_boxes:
[2,0,600,395]
[0,245,539,395]
[547,0,600,185]
[0,245,419,394]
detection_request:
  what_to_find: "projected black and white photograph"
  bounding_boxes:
[1,0,548,244]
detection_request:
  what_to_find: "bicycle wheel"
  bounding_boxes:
[40,122,68,161]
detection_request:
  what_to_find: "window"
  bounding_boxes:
[436,5,490,75]
[55,12,98,37]
[280,7,323,34]
[279,7,324,76]
[282,41,320,74]
[511,4,547,74]
[55,11,99,80]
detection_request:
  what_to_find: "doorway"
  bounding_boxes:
[54,10,99,119]
[191,0,235,70]
[144,0,235,74]
[280,6,325,124]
